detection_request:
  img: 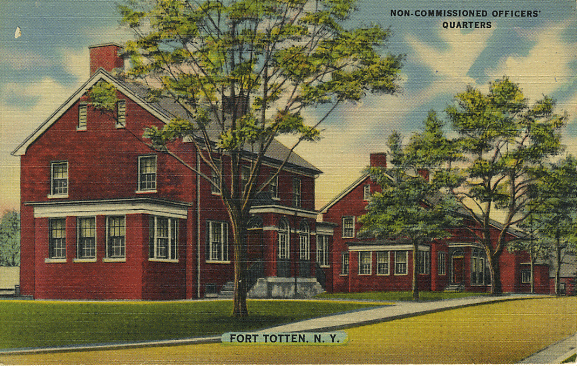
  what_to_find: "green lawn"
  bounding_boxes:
[0,299,380,350]
[315,290,491,301]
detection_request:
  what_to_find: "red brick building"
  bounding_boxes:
[12,44,327,300]
[318,153,551,295]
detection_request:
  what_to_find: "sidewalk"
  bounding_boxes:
[0,294,573,364]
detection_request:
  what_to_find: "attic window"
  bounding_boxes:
[116,100,126,128]
[78,103,87,130]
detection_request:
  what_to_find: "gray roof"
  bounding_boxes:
[114,73,321,175]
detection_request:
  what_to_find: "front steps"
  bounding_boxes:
[444,284,465,292]
[213,277,324,299]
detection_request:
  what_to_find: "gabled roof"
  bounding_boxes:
[320,169,526,239]
[318,173,370,214]
[11,69,321,175]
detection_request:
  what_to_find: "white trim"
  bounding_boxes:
[342,216,355,238]
[102,258,126,263]
[249,205,318,219]
[205,260,231,264]
[32,200,188,219]
[45,258,66,264]
[73,258,97,263]
[376,251,390,276]
[449,242,483,248]
[137,155,157,193]
[358,251,372,275]
[349,244,429,252]
[47,194,69,199]
[12,69,172,156]
[319,174,369,214]
[76,216,97,261]
[149,258,179,263]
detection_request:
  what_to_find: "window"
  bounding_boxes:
[107,216,125,258]
[377,251,390,275]
[78,103,87,130]
[292,178,301,208]
[521,269,531,284]
[49,218,66,259]
[207,221,228,262]
[395,251,408,275]
[77,217,96,259]
[51,161,68,196]
[299,222,310,260]
[417,251,430,274]
[316,235,330,267]
[116,100,126,128]
[211,159,221,195]
[241,165,251,191]
[342,216,355,238]
[341,252,349,275]
[269,174,279,199]
[363,184,371,200]
[471,249,485,285]
[438,252,447,275]
[278,219,290,260]
[138,156,157,192]
[149,217,178,260]
[359,252,372,275]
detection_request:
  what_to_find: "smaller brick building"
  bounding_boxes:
[318,153,551,294]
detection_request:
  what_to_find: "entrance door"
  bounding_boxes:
[452,256,464,284]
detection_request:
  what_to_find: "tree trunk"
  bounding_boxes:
[555,234,561,296]
[487,254,503,295]
[412,242,419,301]
[530,255,535,294]
[231,211,249,317]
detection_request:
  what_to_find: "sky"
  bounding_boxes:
[1,0,576,212]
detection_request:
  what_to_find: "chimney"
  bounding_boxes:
[417,168,430,182]
[89,43,124,75]
[370,153,387,168]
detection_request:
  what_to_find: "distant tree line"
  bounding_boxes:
[0,210,20,267]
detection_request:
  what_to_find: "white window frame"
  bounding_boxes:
[471,249,485,286]
[50,161,69,198]
[207,221,229,262]
[342,216,355,238]
[316,235,330,268]
[292,177,302,208]
[363,184,371,200]
[341,252,349,275]
[137,155,157,192]
[438,252,447,275]
[78,102,87,130]
[417,250,430,275]
[521,269,531,284]
[149,216,179,262]
[116,100,126,128]
[76,217,96,260]
[358,251,372,275]
[49,218,66,260]
[278,219,290,260]
[377,251,390,275]
[269,174,279,200]
[211,159,221,195]
[299,222,310,260]
[105,216,126,260]
[394,251,408,275]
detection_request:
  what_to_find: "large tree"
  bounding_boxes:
[0,210,20,267]
[117,0,403,316]
[360,123,462,301]
[517,156,577,295]
[432,78,566,294]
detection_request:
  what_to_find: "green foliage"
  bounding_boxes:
[118,0,404,316]
[87,81,118,111]
[0,210,19,267]
[0,300,374,349]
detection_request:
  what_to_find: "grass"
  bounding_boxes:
[315,290,491,302]
[0,299,380,350]
[3,297,571,364]
[562,354,576,363]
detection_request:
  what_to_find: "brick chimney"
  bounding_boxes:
[370,153,387,168]
[89,43,124,75]
[417,168,430,182]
